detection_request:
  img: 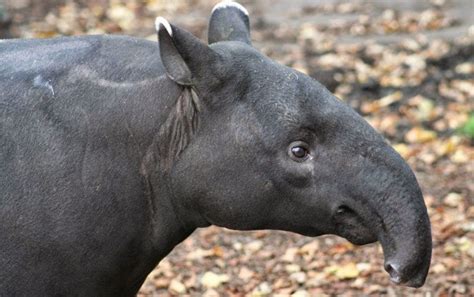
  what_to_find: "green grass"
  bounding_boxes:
[459,114,474,139]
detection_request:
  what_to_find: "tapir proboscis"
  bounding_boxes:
[0,1,431,295]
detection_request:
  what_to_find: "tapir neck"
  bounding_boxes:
[116,87,200,293]
[139,141,197,254]
[69,58,198,293]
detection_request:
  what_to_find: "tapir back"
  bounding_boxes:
[0,35,181,295]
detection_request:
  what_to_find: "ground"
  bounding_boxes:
[2,0,473,296]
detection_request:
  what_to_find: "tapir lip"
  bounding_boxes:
[332,204,378,245]
[403,276,428,288]
[391,276,426,288]
[332,195,431,288]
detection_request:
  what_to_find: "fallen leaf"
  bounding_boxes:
[443,192,463,207]
[290,272,307,284]
[291,290,310,297]
[203,289,220,297]
[238,267,254,281]
[405,127,437,143]
[168,279,186,294]
[324,262,360,280]
[251,282,272,297]
[281,247,298,262]
[201,272,229,289]
[245,240,264,253]
[285,264,301,273]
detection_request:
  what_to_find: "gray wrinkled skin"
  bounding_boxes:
[0,1,431,296]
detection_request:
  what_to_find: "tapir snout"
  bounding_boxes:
[320,107,432,287]
[364,156,432,288]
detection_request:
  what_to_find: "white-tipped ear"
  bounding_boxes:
[212,0,249,16]
[208,0,251,45]
[155,17,173,36]
[157,17,220,86]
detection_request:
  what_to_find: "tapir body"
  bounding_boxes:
[0,1,431,296]
[1,35,184,295]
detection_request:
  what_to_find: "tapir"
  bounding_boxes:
[0,1,431,295]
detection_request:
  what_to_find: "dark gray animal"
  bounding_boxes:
[0,1,431,295]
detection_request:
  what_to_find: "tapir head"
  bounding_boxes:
[155,1,431,287]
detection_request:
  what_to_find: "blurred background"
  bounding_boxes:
[1,0,472,296]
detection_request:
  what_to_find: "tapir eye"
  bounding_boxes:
[292,147,307,158]
[288,141,310,162]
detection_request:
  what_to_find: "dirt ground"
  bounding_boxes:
[2,0,473,296]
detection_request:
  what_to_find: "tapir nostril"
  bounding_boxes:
[385,262,402,284]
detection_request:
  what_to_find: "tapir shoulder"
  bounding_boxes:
[0,34,175,157]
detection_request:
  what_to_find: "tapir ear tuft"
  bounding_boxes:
[156,17,219,86]
[208,1,251,45]
[211,0,249,16]
[155,17,172,36]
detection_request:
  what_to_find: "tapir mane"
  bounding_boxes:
[158,86,201,169]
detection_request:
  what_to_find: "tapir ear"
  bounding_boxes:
[156,17,219,86]
[208,1,251,45]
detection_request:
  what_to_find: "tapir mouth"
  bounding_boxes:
[332,203,431,288]
[332,205,378,245]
